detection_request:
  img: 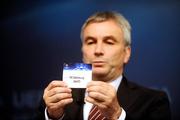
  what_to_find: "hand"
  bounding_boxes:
[43,80,73,119]
[85,81,122,120]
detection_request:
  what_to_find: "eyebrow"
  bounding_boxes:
[84,36,96,43]
[83,35,118,43]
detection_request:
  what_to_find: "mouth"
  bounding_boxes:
[92,61,106,67]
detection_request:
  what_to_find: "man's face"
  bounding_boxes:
[82,20,131,81]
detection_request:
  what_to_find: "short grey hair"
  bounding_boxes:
[80,11,131,46]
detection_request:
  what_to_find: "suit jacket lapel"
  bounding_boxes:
[117,76,141,111]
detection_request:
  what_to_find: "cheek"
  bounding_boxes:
[109,51,125,65]
[82,49,93,61]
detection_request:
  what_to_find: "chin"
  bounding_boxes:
[92,70,108,76]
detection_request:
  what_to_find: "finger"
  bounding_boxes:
[46,80,67,91]
[85,95,95,104]
[86,85,108,96]
[48,98,73,109]
[47,93,72,103]
[85,96,106,109]
[47,87,72,97]
[88,91,107,102]
[57,98,73,107]
[87,82,116,96]
[87,81,106,87]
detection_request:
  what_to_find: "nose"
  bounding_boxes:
[94,42,104,56]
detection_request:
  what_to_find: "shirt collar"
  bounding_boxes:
[109,75,122,91]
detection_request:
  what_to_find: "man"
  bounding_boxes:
[36,11,171,120]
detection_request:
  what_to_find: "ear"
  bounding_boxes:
[124,46,131,64]
[81,46,85,62]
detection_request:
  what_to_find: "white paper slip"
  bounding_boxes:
[63,63,92,88]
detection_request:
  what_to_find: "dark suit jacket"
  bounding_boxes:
[35,76,171,120]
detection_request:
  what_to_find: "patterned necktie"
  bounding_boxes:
[88,105,107,120]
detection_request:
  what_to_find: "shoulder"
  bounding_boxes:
[120,77,171,119]
[126,78,167,98]
[119,76,169,103]
[120,76,170,109]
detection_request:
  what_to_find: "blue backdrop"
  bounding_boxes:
[1,0,180,119]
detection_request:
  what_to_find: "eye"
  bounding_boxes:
[84,37,96,45]
[103,36,116,45]
[87,40,95,45]
[106,40,114,45]
[105,39,115,45]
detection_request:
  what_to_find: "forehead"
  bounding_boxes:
[83,20,123,39]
